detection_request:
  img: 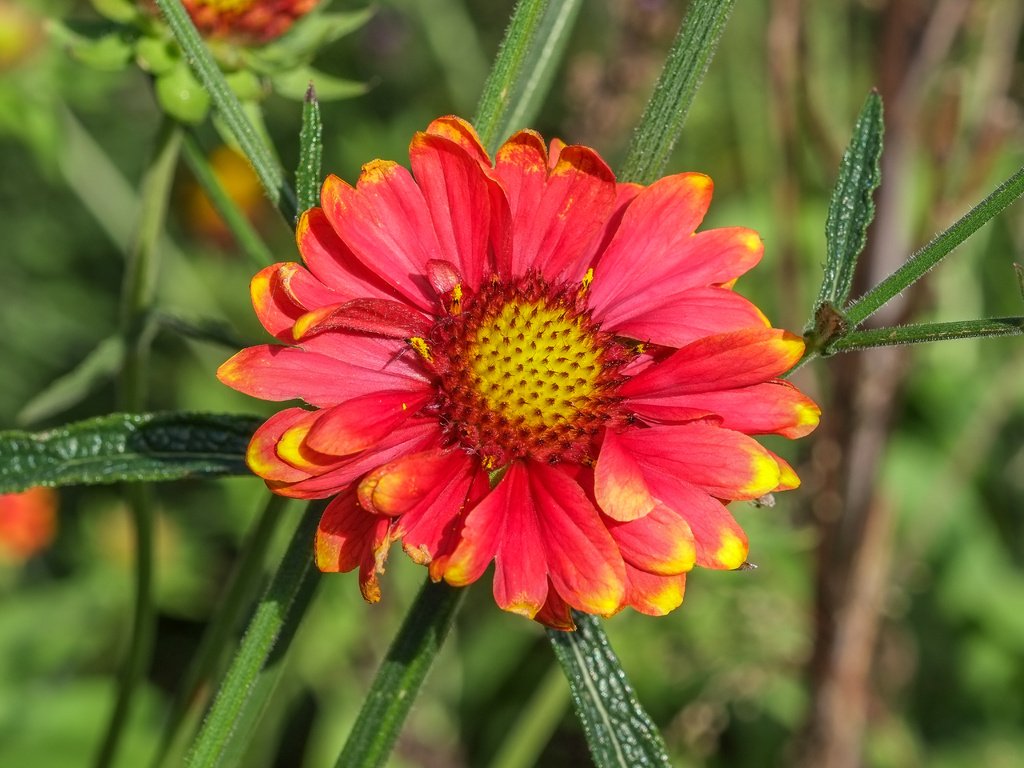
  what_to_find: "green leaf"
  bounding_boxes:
[547,613,672,768]
[334,580,465,768]
[0,412,261,494]
[47,19,134,72]
[136,35,179,75]
[619,0,736,185]
[825,316,1024,354]
[297,84,323,215]
[185,506,321,768]
[255,9,373,67]
[815,90,884,315]
[16,335,124,425]
[270,67,366,101]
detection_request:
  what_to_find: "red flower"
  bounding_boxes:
[218,117,820,628]
[180,0,319,43]
[0,487,57,562]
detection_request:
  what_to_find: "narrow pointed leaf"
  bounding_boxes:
[0,412,261,493]
[547,613,672,768]
[816,90,884,313]
[16,335,124,425]
[826,316,1024,353]
[297,84,323,216]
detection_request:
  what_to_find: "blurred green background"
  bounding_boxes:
[1,0,1022,766]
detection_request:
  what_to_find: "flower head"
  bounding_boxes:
[0,487,57,563]
[180,0,319,43]
[218,117,820,628]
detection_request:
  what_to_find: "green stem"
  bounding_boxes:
[152,0,297,222]
[154,494,290,768]
[845,163,1024,326]
[473,0,550,154]
[186,505,321,768]
[334,579,466,768]
[181,132,276,268]
[619,0,737,185]
[94,117,183,768]
[827,316,1024,353]
[490,662,570,768]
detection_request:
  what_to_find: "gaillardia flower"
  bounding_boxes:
[218,117,820,629]
[180,0,318,43]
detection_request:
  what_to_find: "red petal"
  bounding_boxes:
[620,328,805,400]
[634,380,820,438]
[528,463,626,617]
[297,207,404,302]
[246,408,316,482]
[608,286,770,347]
[624,423,781,500]
[640,468,749,569]
[533,581,576,630]
[268,421,440,499]
[623,565,687,616]
[358,449,470,515]
[442,463,520,587]
[315,489,392,603]
[493,466,549,618]
[594,429,655,522]
[410,132,495,289]
[494,134,617,281]
[424,116,490,167]
[303,390,431,457]
[604,503,696,575]
[217,344,428,408]
[293,298,431,340]
[250,263,305,341]
[320,170,439,311]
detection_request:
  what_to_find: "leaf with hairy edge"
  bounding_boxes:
[816,90,884,314]
[297,83,323,216]
[0,412,261,493]
[547,613,672,768]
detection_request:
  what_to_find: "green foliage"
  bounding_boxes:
[0,412,260,494]
[548,613,672,768]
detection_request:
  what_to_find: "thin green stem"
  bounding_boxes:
[153,0,297,222]
[828,316,1024,353]
[619,0,736,185]
[334,579,465,768]
[154,494,290,768]
[490,662,570,768]
[94,117,183,768]
[473,0,550,154]
[181,132,276,268]
[845,163,1024,326]
[186,505,321,768]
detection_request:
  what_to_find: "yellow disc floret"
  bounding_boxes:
[469,299,603,430]
[423,272,632,467]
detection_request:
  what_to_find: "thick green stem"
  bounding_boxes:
[94,117,182,768]
[334,579,465,768]
[186,506,321,768]
[619,0,736,185]
[845,163,1024,325]
[827,316,1024,352]
[181,132,276,268]
[154,494,291,768]
[153,0,297,222]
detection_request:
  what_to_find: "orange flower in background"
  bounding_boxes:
[218,116,820,628]
[184,146,267,244]
[181,0,319,43]
[0,487,57,562]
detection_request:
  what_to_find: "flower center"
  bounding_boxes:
[194,0,255,12]
[421,273,631,467]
